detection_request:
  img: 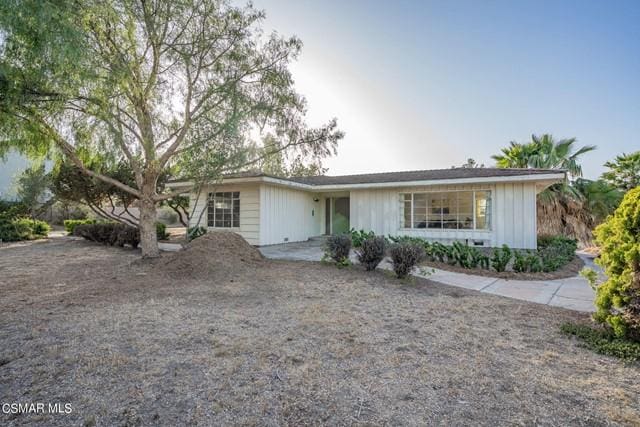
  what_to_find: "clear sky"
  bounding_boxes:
[251,0,640,179]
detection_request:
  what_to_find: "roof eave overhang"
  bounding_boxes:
[166,172,566,192]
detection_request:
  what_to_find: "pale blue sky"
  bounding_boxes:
[252,0,640,179]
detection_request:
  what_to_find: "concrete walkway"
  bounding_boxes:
[259,240,597,312]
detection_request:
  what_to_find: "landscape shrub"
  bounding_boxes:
[0,200,29,219]
[388,242,425,279]
[355,235,386,271]
[187,226,207,241]
[74,223,140,248]
[491,245,512,272]
[592,187,640,341]
[561,322,640,361]
[0,217,50,242]
[537,235,577,272]
[324,234,352,264]
[350,228,376,248]
[64,219,96,234]
[156,222,170,240]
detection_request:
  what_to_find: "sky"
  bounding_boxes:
[251,0,640,179]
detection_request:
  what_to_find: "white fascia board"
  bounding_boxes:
[166,173,565,192]
[309,173,566,191]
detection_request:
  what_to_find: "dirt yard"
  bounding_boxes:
[1,236,638,426]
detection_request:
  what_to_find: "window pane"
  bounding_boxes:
[475,191,491,230]
[427,193,442,229]
[413,193,427,228]
[457,191,474,229]
[439,192,455,229]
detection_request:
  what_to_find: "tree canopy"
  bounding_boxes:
[602,151,640,192]
[0,0,343,256]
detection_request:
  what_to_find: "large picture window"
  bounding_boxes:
[401,191,491,230]
[208,192,240,228]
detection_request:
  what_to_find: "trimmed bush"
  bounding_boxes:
[561,322,640,361]
[156,222,170,240]
[356,236,386,271]
[64,219,96,234]
[74,223,140,248]
[324,234,352,264]
[491,245,512,272]
[0,217,50,242]
[187,226,207,241]
[592,187,640,341]
[389,242,425,279]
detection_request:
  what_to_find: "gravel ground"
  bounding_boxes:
[0,237,638,426]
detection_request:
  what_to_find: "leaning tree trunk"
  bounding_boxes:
[138,192,160,258]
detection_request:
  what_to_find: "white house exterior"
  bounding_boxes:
[168,168,565,249]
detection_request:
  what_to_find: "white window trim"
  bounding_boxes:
[207,191,240,229]
[400,190,491,232]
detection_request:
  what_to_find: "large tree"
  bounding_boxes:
[0,0,342,257]
[602,151,640,192]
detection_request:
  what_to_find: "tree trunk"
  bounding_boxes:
[139,197,160,258]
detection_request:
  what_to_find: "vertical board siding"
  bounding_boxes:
[188,184,260,245]
[259,184,321,245]
[350,182,538,249]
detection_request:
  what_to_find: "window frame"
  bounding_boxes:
[207,191,240,229]
[400,190,491,231]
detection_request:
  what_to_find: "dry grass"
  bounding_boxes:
[0,237,638,426]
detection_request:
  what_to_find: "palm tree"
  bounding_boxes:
[492,134,597,245]
[492,134,596,177]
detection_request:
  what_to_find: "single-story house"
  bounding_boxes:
[167,168,565,249]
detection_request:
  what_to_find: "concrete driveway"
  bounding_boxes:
[259,239,597,312]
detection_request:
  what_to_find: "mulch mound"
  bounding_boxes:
[157,231,263,279]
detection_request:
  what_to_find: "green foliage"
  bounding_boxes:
[355,236,386,271]
[537,235,577,272]
[491,245,512,272]
[389,243,425,279]
[0,217,50,241]
[561,322,640,361]
[0,200,29,220]
[492,134,595,178]
[593,187,640,341]
[580,267,599,291]
[602,151,640,191]
[187,226,207,241]
[573,178,623,224]
[73,223,139,248]
[324,235,352,264]
[350,228,376,248]
[64,219,96,234]
[156,223,169,240]
[15,164,50,216]
[513,250,544,273]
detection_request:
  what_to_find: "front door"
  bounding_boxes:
[326,197,350,235]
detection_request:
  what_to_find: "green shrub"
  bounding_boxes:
[74,223,140,248]
[187,226,207,241]
[491,245,512,272]
[355,235,386,271]
[592,187,640,341]
[324,234,352,264]
[350,228,375,248]
[537,235,577,272]
[388,242,425,279]
[0,217,50,241]
[561,322,640,361]
[64,219,96,234]
[0,200,29,220]
[156,222,170,240]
